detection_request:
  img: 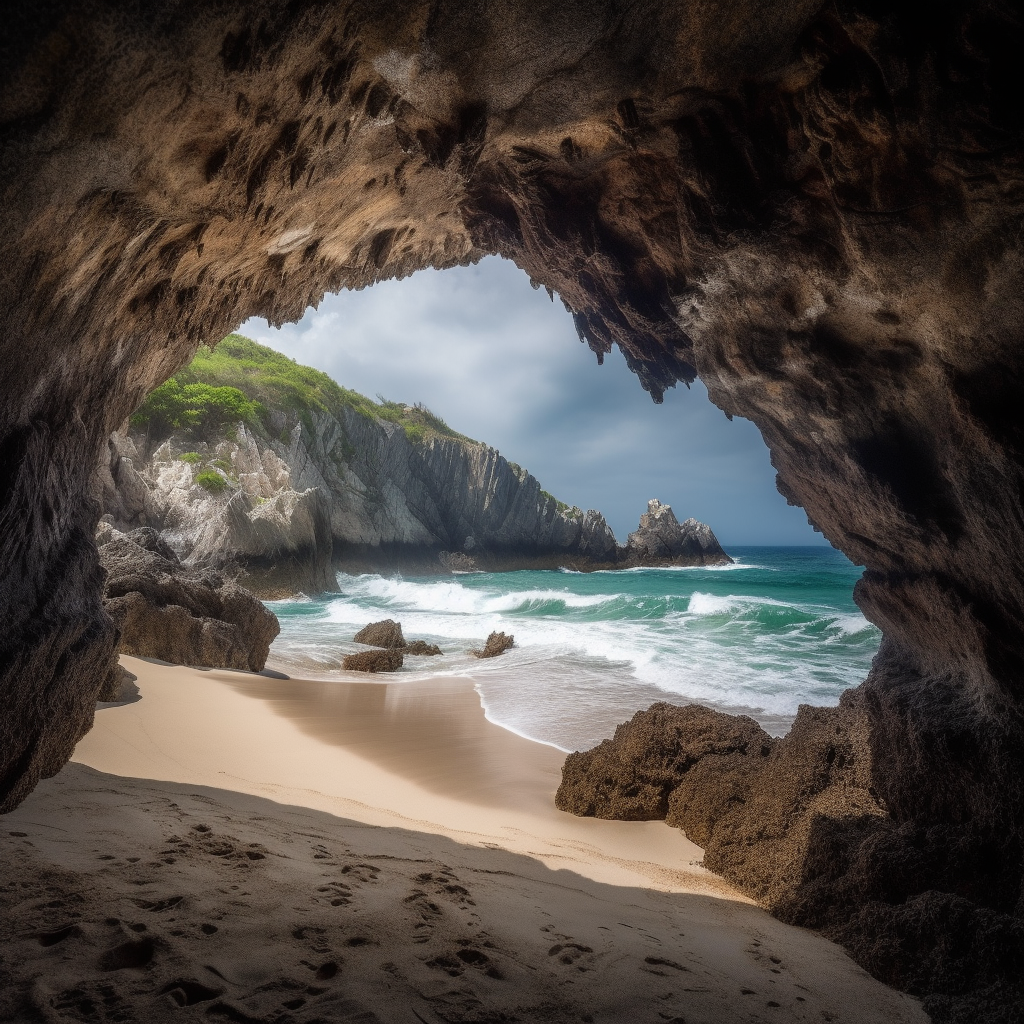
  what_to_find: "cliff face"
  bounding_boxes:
[100,401,624,592]
[278,403,621,566]
[2,1,1024,1017]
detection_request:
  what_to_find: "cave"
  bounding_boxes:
[2,1,1023,1019]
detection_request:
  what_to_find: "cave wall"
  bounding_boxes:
[2,0,1023,1013]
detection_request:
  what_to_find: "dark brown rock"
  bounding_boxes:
[471,632,515,659]
[403,640,443,656]
[353,620,406,649]
[99,535,279,672]
[556,703,772,820]
[97,664,139,704]
[342,649,404,673]
[664,691,883,909]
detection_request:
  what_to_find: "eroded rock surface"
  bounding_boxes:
[353,619,406,649]
[342,649,404,673]
[556,703,773,820]
[625,499,731,567]
[471,632,515,659]
[2,1,1024,1017]
[352,619,443,656]
[99,530,279,672]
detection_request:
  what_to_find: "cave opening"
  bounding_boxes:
[3,1,1024,1019]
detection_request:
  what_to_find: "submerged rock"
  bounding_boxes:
[403,640,443,656]
[625,500,731,567]
[98,532,279,672]
[353,619,406,649]
[472,632,515,659]
[342,649,404,673]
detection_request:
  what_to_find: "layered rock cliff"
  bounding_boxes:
[2,2,1024,1019]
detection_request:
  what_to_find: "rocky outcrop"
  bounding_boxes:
[104,405,623,580]
[105,407,724,581]
[3,2,1024,1018]
[559,696,882,908]
[352,619,443,657]
[96,429,335,598]
[353,620,406,649]
[342,649,404,673]
[556,703,773,820]
[625,500,731,567]
[98,528,279,672]
[471,632,515,659]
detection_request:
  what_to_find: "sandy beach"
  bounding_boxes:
[0,657,927,1023]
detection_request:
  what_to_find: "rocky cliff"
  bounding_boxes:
[96,337,722,592]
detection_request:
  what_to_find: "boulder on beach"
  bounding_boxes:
[555,702,773,820]
[353,619,443,656]
[353,619,406,649]
[98,529,279,672]
[472,631,515,659]
[342,649,404,673]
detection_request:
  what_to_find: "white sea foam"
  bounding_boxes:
[269,557,881,749]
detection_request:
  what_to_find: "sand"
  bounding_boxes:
[0,657,927,1023]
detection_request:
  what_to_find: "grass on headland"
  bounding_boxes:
[130,334,474,445]
[130,334,572,510]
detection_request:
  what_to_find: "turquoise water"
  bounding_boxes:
[267,546,880,752]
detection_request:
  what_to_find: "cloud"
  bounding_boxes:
[240,256,824,546]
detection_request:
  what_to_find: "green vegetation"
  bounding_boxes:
[541,489,571,513]
[129,334,574,509]
[195,470,228,493]
[131,334,474,445]
[131,379,259,439]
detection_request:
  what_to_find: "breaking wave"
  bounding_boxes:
[268,546,880,751]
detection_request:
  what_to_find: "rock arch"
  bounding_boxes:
[2,0,1023,1015]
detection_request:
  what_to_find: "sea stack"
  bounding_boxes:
[625,499,732,567]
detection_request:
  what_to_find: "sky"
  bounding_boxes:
[240,256,825,546]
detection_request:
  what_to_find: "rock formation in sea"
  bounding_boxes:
[97,525,280,673]
[352,619,443,657]
[2,2,1023,1018]
[472,632,515,659]
[625,499,731,567]
[342,649,404,673]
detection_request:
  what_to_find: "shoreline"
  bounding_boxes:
[0,657,927,1023]
[75,657,721,894]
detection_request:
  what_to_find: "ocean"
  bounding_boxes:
[266,546,880,752]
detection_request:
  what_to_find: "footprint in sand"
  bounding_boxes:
[316,880,353,906]
[547,941,595,971]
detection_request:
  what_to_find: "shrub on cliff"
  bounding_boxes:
[138,333,474,445]
[194,470,228,493]
[131,379,259,439]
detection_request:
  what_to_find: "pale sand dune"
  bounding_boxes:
[0,657,927,1023]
